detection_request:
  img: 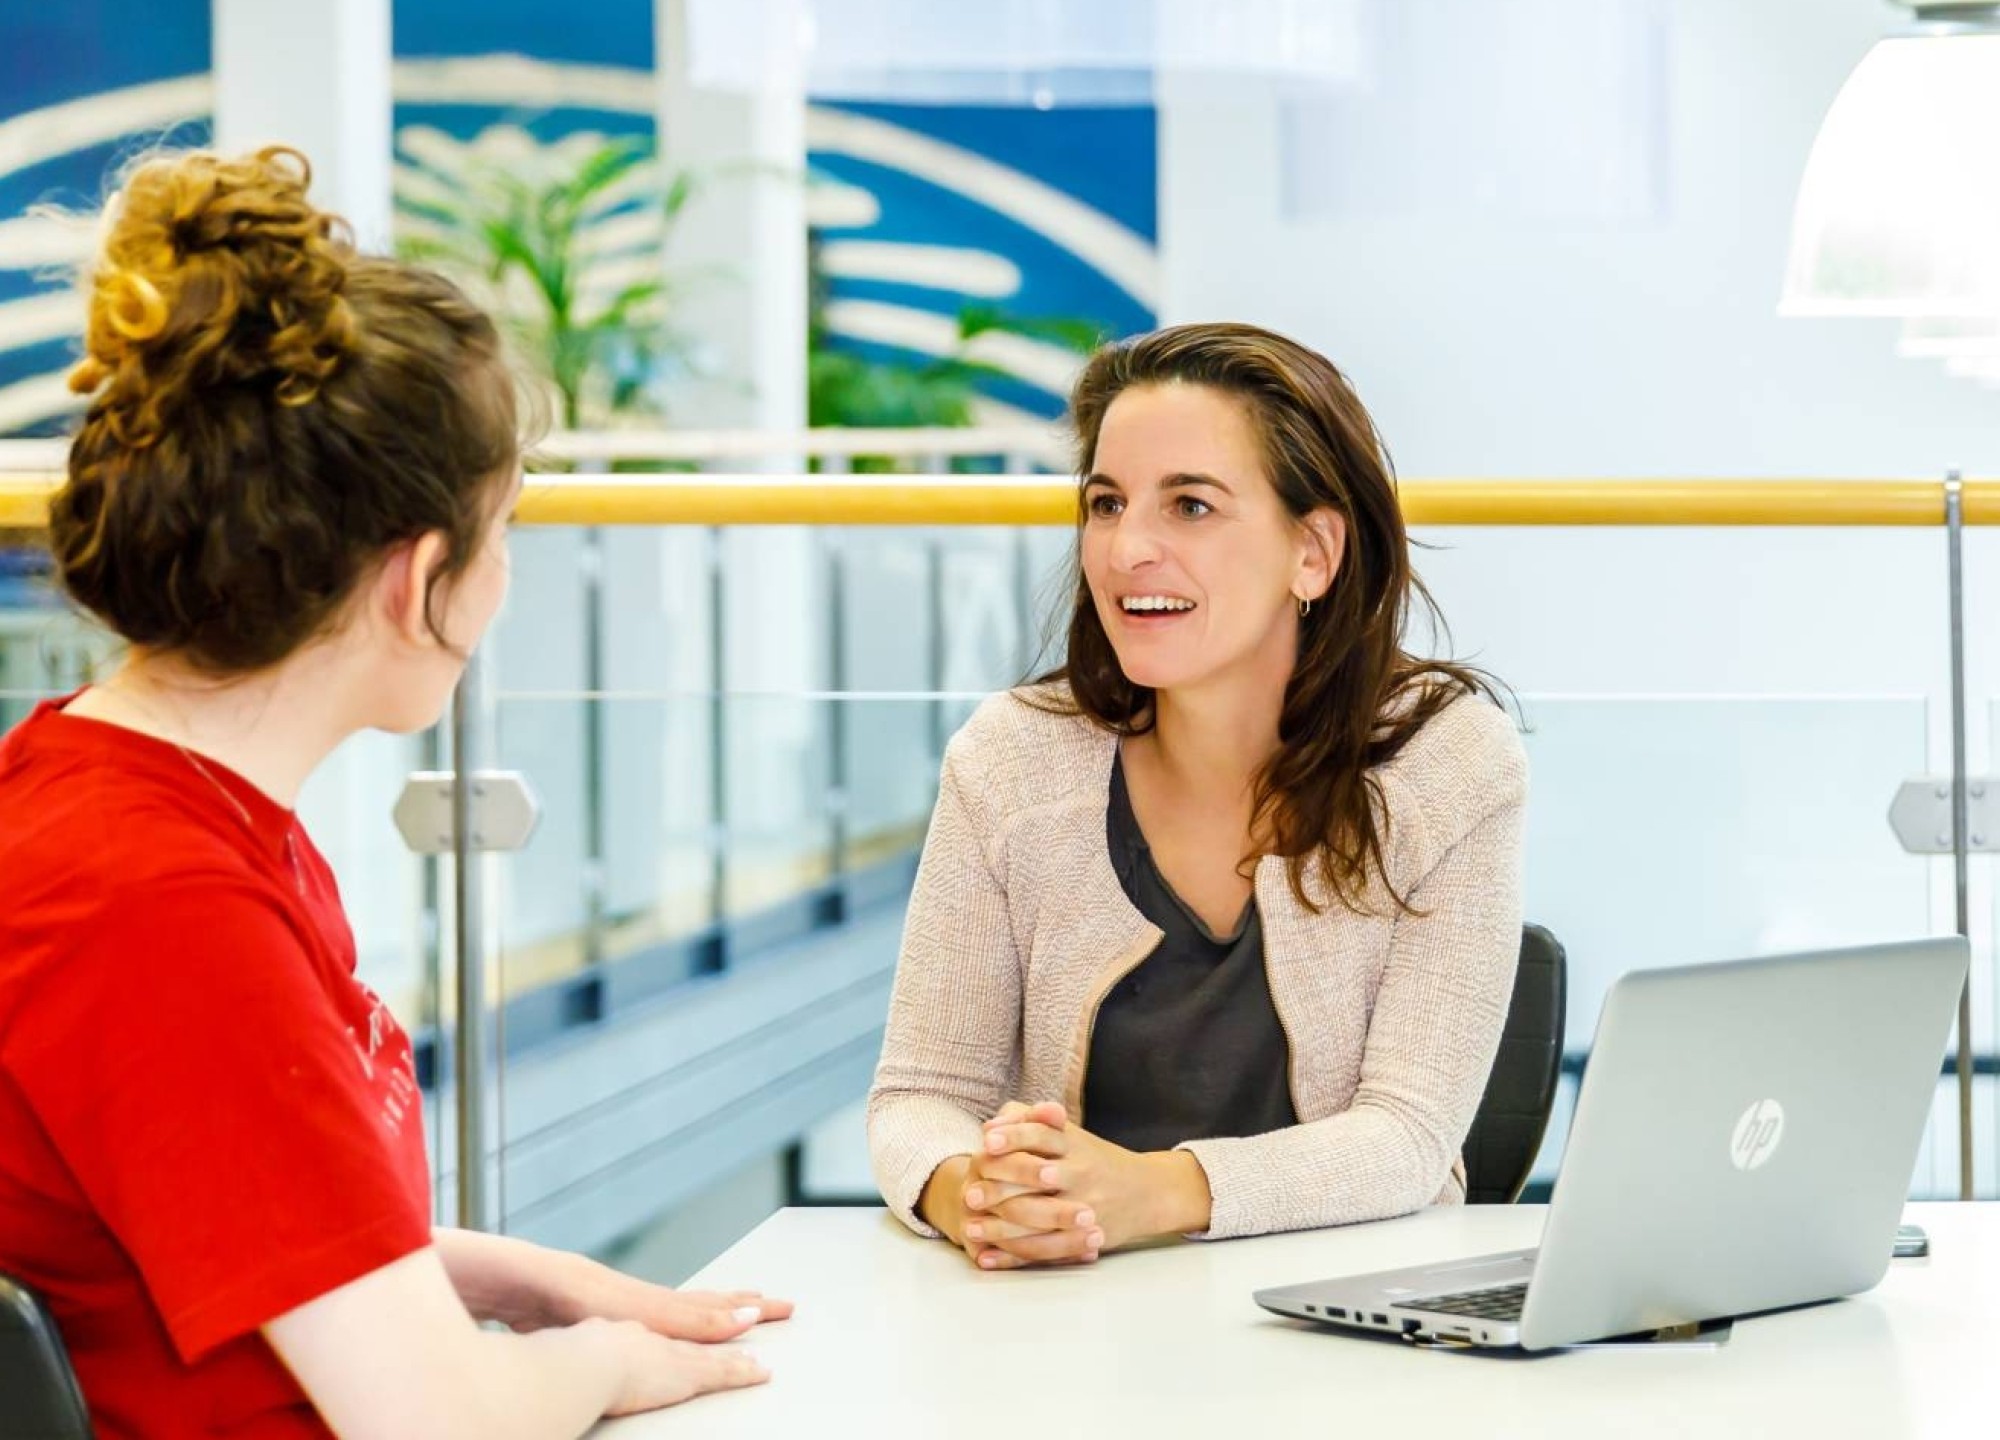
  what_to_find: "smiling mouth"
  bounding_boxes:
[1119,596,1196,615]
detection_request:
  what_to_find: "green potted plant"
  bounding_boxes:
[397,132,704,431]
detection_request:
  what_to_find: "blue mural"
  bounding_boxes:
[807,101,1158,423]
[0,2,1159,434]
[393,0,655,146]
[0,0,210,436]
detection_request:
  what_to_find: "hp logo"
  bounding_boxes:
[1731,1099,1786,1171]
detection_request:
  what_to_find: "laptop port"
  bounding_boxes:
[1371,1313,1388,1326]
[1328,1307,1347,1320]
[1303,1305,1318,1314]
[1399,1319,1421,1335]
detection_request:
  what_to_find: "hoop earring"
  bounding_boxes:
[1298,595,1312,618]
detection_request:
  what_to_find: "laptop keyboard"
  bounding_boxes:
[1411,1282,1528,1322]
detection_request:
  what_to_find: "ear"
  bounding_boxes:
[1296,506,1346,603]
[373,531,452,648]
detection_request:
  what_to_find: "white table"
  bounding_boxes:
[601,1201,1999,1439]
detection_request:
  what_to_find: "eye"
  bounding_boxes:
[1174,495,1213,519]
[1087,492,1123,518]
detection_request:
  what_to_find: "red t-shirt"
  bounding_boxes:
[0,699,433,1437]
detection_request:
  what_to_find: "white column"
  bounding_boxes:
[656,0,808,435]
[656,0,819,903]
[212,0,394,248]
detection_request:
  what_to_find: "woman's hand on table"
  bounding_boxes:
[434,1227,793,1340]
[921,1102,1100,1268]
[947,1100,1215,1269]
[550,1251,795,1339]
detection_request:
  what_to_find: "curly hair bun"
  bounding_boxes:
[68,145,358,444]
[52,145,519,674]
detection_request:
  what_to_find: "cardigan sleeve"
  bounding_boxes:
[1177,735,1527,1240]
[867,741,1024,1237]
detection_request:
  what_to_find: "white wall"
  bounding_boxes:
[1160,0,2000,483]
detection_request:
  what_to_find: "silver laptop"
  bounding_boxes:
[1254,937,1968,1350]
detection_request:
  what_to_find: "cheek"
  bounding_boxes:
[1078,530,1109,587]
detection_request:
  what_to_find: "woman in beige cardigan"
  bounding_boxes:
[868,322,1527,1270]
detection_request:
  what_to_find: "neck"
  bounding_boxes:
[1147,676,1288,801]
[77,649,361,808]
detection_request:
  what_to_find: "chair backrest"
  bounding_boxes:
[0,1271,92,1439]
[1462,923,1568,1204]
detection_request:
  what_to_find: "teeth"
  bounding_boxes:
[1121,596,1195,612]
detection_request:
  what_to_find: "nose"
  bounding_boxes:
[1106,506,1164,572]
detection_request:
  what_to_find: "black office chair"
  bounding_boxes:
[1462,923,1567,1204]
[0,1271,92,1439]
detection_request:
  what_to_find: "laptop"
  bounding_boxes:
[1254,936,1968,1350]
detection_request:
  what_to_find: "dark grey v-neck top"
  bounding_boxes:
[1080,753,1299,1153]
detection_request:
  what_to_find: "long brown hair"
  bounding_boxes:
[1032,321,1503,914]
[51,145,520,673]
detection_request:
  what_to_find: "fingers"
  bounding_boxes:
[964,1195,1096,1242]
[654,1301,764,1342]
[713,1289,794,1324]
[960,1172,1039,1213]
[970,1151,1063,1191]
[689,1342,771,1396]
[636,1289,796,1341]
[984,1099,1068,1132]
[981,1120,1067,1160]
[973,1223,1104,1268]
[602,1327,772,1415]
[970,1245,1100,1271]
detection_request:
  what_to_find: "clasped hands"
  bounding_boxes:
[921,1101,1212,1270]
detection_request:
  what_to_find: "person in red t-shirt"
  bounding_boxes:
[0,145,788,1439]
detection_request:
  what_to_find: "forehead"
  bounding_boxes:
[1090,382,1263,480]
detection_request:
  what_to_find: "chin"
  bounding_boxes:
[1111,656,1198,692]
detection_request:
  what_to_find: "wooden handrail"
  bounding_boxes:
[6,472,1999,529]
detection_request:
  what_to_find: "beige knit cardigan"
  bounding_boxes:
[867,684,1528,1241]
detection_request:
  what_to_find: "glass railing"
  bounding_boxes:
[5,445,1998,1260]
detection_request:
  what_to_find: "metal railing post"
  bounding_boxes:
[823,457,852,896]
[825,531,849,897]
[581,521,608,969]
[926,537,948,763]
[450,653,489,1230]
[1945,473,1975,1201]
[706,522,729,939]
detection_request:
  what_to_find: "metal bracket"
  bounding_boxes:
[394,770,543,855]
[1888,778,2000,853]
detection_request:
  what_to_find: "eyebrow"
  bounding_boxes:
[1083,471,1237,496]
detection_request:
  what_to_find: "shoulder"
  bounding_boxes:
[941,683,1115,821]
[1373,688,1527,870]
[0,868,319,1074]
[2,767,310,1011]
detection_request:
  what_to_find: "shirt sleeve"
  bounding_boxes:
[867,743,1024,1236]
[6,876,432,1362]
